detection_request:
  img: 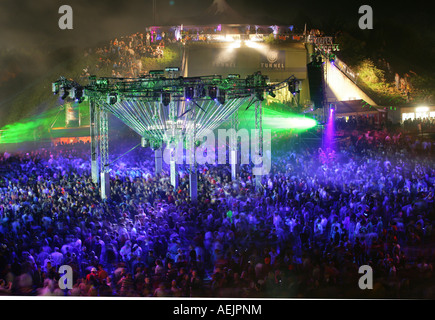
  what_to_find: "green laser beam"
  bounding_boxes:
[0,104,67,144]
[237,104,317,131]
[263,116,317,130]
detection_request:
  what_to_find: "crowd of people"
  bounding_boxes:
[335,114,435,134]
[403,117,435,133]
[79,24,303,81]
[335,115,385,132]
[81,30,170,80]
[0,123,434,299]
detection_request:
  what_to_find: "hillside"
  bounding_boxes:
[334,25,435,107]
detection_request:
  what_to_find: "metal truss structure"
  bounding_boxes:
[52,69,298,201]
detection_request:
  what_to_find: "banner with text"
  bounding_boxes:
[260,50,286,70]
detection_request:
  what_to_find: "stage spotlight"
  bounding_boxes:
[107,92,118,105]
[184,86,194,101]
[217,89,226,105]
[255,89,264,101]
[52,83,59,95]
[141,137,150,148]
[161,92,171,106]
[288,79,301,95]
[73,87,84,103]
[295,80,301,93]
[60,87,69,100]
[151,142,161,151]
[208,86,218,100]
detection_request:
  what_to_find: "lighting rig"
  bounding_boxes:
[52,70,301,200]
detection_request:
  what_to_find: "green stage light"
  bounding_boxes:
[0,107,63,144]
[263,116,317,130]
[0,118,49,144]
[238,105,317,132]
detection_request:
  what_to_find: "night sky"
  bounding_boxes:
[0,0,432,51]
[0,0,433,116]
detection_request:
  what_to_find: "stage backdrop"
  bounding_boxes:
[186,42,311,105]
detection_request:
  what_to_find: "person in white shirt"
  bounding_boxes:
[51,247,64,268]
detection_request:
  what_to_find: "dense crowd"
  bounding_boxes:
[335,115,383,131]
[79,24,302,81]
[335,115,435,134]
[81,30,169,80]
[0,125,434,298]
[403,117,435,133]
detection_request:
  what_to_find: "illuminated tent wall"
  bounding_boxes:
[186,41,311,107]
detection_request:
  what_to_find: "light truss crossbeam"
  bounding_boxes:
[51,71,295,200]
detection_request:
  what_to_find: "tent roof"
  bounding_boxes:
[334,99,385,115]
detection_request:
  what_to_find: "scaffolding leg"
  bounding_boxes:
[90,100,99,184]
[189,169,198,203]
[100,171,111,200]
[99,109,110,200]
[230,111,239,181]
[91,161,99,184]
[155,148,162,175]
[170,159,178,188]
[254,99,263,193]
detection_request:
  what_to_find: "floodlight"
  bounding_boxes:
[52,83,59,95]
[107,93,118,105]
[184,87,194,101]
[416,106,429,112]
[208,86,218,100]
[60,87,69,100]
[217,89,226,105]
[161,92,171,106]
